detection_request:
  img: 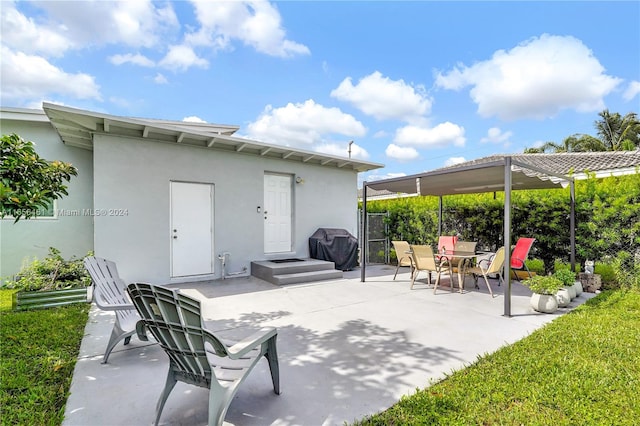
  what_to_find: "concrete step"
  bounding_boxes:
[251,258,342,285]
[273,269,343,285]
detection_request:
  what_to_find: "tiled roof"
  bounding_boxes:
[437,150,640,176]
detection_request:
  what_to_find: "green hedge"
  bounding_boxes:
[364,173,640,275]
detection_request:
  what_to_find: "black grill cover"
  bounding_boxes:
[309,228,358,271]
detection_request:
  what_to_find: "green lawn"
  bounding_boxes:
[356,290,640,425]
[0,303,89,426]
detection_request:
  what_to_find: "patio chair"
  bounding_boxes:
[84,256,140,364]
[410,245,449,291]
[437,235,457,254]
[510,237,536,280]
[126,282,280,426]
[392,240,414,280]
[435,235,458,264]
[448,241,477,267]
[465,247,505,298]
[447,241,478,289]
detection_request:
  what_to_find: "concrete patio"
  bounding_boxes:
[63,265,593,426]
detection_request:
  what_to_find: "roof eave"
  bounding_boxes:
[41,102,383,173]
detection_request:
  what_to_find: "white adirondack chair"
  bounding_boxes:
[127,282,280,426]
[84,256,140,363]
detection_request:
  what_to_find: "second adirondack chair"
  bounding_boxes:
[84,256,140,363]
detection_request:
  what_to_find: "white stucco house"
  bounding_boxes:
[0,103,383,284]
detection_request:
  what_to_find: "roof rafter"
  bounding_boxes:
[40,102,383,172]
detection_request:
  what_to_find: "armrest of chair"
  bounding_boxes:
[398,255,414,266]
[135,320,150,341]
[477,257,491,268]
[94,294,136,311]
[225,327,278,359]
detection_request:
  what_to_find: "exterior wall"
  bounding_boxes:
[93,134,358,284]
[0,118,94,279]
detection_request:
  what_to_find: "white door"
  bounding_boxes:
[264,174,292,253]
[170,181,214,277]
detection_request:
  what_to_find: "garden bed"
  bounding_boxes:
[14,287,90,311]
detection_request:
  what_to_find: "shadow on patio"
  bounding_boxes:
[63,265,592,425]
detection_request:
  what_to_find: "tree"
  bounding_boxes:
[524,110,639,153]
[524,134,606,153]
[594,110,639,151]
[1,133,78,222]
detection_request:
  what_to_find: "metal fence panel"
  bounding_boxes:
[358,210,389,264]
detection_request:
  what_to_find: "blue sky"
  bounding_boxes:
[2,1,639,184]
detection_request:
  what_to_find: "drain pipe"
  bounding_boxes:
[218,252,249,279]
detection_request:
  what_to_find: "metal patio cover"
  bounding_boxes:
[364,157,570,196]
[360,156,575,317]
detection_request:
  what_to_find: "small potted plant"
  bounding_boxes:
[523,274,564,313]
[554,268,577,301]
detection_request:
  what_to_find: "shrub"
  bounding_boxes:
[612,251,640,292]
[525,258,545,275]
[595,262,617,289]
[364,174,640,274]
[523,275,564,295]
[554,268,576,287]
[1,248,92,292]
[554,259,581,274]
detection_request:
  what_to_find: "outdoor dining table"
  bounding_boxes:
[437,250,490,293]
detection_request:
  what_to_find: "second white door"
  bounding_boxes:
[264,174,292,253]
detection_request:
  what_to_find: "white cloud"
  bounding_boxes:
[153,73,168,84]
[0,1,73,57]
[159,45,209,72]
[393,122,466,148]
[246,99,366,148]
[435,34,622,120]
[32,0,179,48]
[1,0,176,103]
[109,53,155,67]
[187,0,309,57]
[183,116,207,123]
[444,157,466,167]
[385,144,420,161]
[316,142,370,160]
[364,171,407,182]
[331,71,432,122]
[623,81,640,101]
[0,46,101,103]
[480,127,513,145]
